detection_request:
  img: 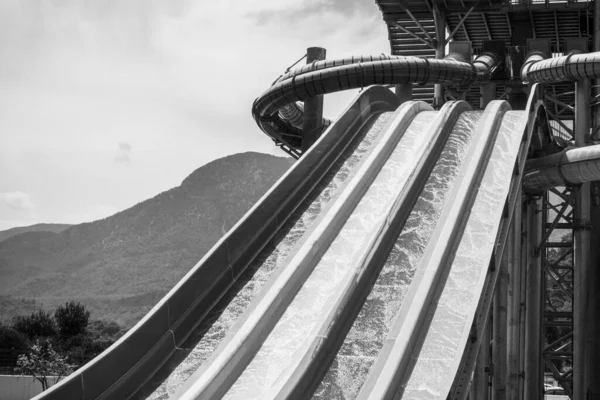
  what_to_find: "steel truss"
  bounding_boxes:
[540,186,574,397]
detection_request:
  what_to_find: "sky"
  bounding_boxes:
[0,0,390,231]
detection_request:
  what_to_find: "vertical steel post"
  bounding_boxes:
[480,83,497,109]
[519,201,528,399]
[395,83,413,103]
[471,321,491,400]
[493,252,508,400]
[588,182,600,399]
[301,47,326,153]
[573,78,591,400]
[433,5,445,108]
[588,8,600,397]
[593,0,600,137]
[524,196,543,400]
[507,191,523,399]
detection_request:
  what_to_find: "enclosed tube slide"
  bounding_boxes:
[33,86,400,400]
[523,144,600,193]
[256,52,502,144]
[520,50,600,191]
[522,50,600,84]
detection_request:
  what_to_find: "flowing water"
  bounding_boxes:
[401,111,524,399]
[222,111,437,400]
[313,111,483,400]
[140,112,392,400]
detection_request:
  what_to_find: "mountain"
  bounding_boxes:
[0,152,294,327]
[0,223,72,243]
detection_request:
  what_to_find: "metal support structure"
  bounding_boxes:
[395,83,413,103]
[573,78,591,400]
[506,190,523,399]
[471,321,491,400]
[301,47,326,153]
[433,5,445,108]
[589,5,600,397]
[524,196,543,400]
[594,0,600,138]
[481,83,497,109]
[492,250,508,400]
[587,181,600,399]
[542,187,574,397]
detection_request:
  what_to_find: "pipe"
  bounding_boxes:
[523,51,600,84]
[255,53,503,139]
[523,144,600,192]
[278,102,331,131]
[520,52,546,84]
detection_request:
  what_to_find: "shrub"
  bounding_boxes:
[11,310,56,339]
[0,323,30,371]
[54,301,90,339]
[15,339,75,391]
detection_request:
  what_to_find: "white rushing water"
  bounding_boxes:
[222,110,436,400]
[313,111,483,400]
[143,112,391,400]
[402,111,524,399]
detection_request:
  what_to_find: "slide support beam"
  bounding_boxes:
[302,47,326,153]
[574,78,592,400]
[524,196,542,400]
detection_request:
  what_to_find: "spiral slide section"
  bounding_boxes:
[34,86,401,400]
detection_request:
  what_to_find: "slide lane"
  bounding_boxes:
[397,110,525,399]
[316,107,486,399]
[356,100,511,400]
[139,107,393,399]
[221,103,462,400]
[148,101,392,399]
[35,86,400,400]
[137,89,396,399]
[174,100,439,400]
[352,89,540,400]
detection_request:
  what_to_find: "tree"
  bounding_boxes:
[54,301,90,339]
[0,323,29,372]
[11,310,56,339]
[15,339,75,391]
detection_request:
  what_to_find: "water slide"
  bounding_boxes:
[35,51,600,400]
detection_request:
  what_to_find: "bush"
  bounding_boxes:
[54,301,90,339]
[11,310,56,339]
[0,323,30,371]
[15,338,75,391]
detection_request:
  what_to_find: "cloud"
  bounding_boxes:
[247,0,374,26]
[115,141,132,164]
[118,141,132,152]
[1,191,35,211]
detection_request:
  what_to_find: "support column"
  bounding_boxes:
[593,0,600,137]
[395,83,413,103]
[480,83,497,109]
[507,191,523,400]
[587,182,600,399]
[471,321,491,400]
[492,252,508,400]
[524,196,543,400]
[518,204,528,398]
[574,78,592,400]
[588,5,600,396]
[433,5,445,108]
[301,47,326,153]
